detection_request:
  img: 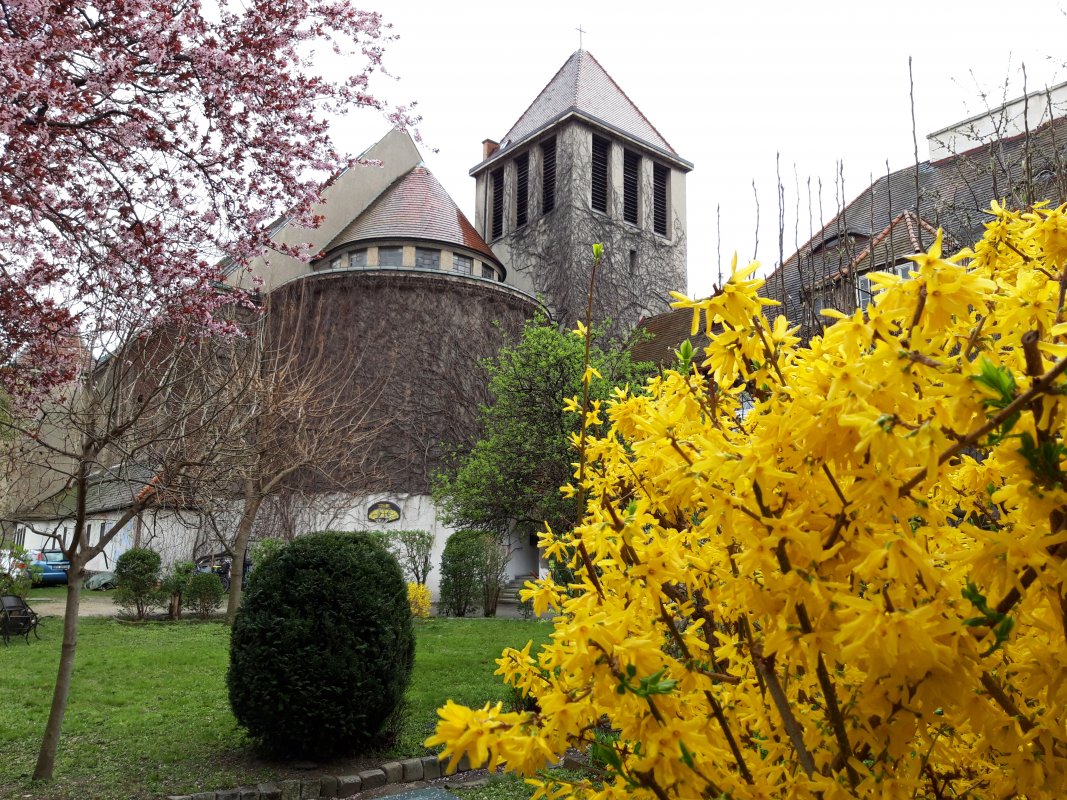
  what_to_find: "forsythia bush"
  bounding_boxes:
[408,581,431,618]
[428,204,1067,798]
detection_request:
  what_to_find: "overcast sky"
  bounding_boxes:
[329,1,1067,298]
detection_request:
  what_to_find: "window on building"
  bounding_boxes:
[13,526,25,547]
[480,264,496,280]
[378,246,403,267]
[737,391,755,422]
[491,168,504,240]
[415,248,440,269]
[653,163,669,236]
[330,256,342,270]
[515,152,529,228]
[453,254,473,275]
[857,275,873,311]
[591,135,609,213]
[542,137,556,214]
[349,249,367,268]
[623,150,640,225]
[629,249,638,272]
[857,261,911,311]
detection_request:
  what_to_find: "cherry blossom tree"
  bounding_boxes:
[1,0,413,780]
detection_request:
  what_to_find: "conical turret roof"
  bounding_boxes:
[323,165,498,263]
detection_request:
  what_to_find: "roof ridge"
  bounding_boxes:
[502,50,582,145]
[774,162,928,276]
[580,50,677,155]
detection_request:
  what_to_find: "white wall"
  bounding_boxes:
[318,493,539,600]
[18,509,203,574]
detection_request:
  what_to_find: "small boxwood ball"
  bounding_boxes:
[227,531,414,757]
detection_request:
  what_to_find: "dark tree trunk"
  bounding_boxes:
[33,569,84,780]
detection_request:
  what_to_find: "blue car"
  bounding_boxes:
[25,549,70,586]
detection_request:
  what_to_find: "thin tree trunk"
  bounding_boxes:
[33,569,84,780]
[225,489,263,624]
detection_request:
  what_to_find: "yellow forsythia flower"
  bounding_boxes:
[431,208,1067,798]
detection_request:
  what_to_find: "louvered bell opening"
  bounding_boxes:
[542,137,556,214]
[491,168,504,240]
[591,135,609,213]
[653,163,669,236]
[623,151,640,225]
[516,153,529,228]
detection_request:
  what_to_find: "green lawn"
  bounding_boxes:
[0,614,552,800]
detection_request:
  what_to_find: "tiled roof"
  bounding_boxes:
[322,166,498,263]
[19,464,172,521]
[493,50,684,164]
[642,115,1067,359]
[761,162,935,330]
[632,306,712,367]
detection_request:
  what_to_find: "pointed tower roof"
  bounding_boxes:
[473,50,692,173]
[323,165,498,263]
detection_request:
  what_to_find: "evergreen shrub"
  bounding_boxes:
[437,530,484,617]
[227,530,414,758]
[113,547,164,620]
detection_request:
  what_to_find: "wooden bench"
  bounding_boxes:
[1,595,40,645]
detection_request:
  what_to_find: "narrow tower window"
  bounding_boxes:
[491,168,504,240]
[515,152,529,228]
[542,137,556,214]
[653,163,669,236]
[591,135,609,214]
[623,150,640,225]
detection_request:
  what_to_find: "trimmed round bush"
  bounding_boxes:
[227,531,414,758]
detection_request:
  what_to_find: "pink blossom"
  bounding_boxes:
[0,0,417,402]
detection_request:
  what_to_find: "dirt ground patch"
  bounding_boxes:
[29,591,119,619]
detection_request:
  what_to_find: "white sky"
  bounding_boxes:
[329,0,1067,298]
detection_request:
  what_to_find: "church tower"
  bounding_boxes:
[471,50,693,334]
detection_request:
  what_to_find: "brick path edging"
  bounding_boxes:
[165,754,471,800]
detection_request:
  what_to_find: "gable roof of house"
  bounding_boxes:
[322,165,499,264]
[17,464,172,522]
[761,163,937,324]
[472,50,692,173]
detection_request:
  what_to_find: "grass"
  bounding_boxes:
[0,614,552,800]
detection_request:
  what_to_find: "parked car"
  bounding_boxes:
[24,549,71,586]
[194,553,250,592]
[86,571,117,590]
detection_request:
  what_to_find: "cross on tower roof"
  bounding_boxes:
[575,25,586,49]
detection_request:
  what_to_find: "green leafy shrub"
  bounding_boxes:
[228,530,414,758]
[438,530,484,617]
[474,534,509,617]
[390,529,434,585]
[113,548,165,620]
[0,545,35,598]
[248,537,284,570]
[439,531,510,617]
[184,572,225,619]
[162,561,195,619]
